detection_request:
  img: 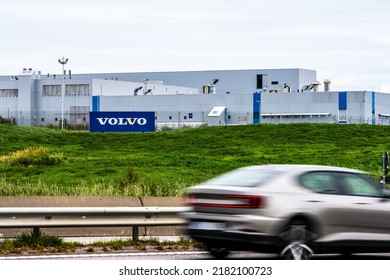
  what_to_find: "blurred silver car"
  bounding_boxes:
[182,164,390,259]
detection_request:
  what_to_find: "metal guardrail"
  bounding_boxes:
[0,206,189,240]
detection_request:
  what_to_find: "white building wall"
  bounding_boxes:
[4,67,390,128]
[98,93,253,126]
[17,71,38,126]
[376,92,390,125]
[72,68,316,94]
[346,91,366,123]
[32,77,92,127]
[260,91,373,124]
[90,79,199,96]
[262,92,338,115]
[92,79,143,96]
[0,79,18,120]
[0,96,18,121]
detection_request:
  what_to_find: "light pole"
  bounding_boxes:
[58,57,68,129]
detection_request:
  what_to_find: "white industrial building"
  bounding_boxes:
[1,67,390,129]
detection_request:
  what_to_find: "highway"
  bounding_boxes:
[3,251,389,280]
[2,251,390,260]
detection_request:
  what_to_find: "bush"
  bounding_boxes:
[14,230,64,248]
[0,116,12,125]
[0,146,64,167]
[117,158,138,192]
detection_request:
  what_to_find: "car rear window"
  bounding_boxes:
[205,168,278,187]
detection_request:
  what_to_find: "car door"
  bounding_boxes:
[299,171,390,241]
[335,172,390,238]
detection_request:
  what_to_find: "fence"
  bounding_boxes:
[3,109,390,129]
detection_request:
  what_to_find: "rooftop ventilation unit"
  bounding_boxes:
[203,78,219,94]
[312,81,321,92]
[323,79,331,92]
[302,81,321,92]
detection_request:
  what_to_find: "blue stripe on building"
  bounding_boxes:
[92,96,100,112]
[253,92,261,124]
[338,91,347,110]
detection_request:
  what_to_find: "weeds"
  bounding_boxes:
[0,232,203,255]
[117,158,138,188]
[0,229,82,255]
[6,230,64,249]
[0,146,64,167]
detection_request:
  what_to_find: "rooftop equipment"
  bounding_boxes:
[323,79,331,92]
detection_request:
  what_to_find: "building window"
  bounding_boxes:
[43,85,61,96]
[256,75,263,89]
[43,84,90,97]
[70,106,90,125]
[0,89,18,97]
[66,84,90,96]
[271,81,279,85]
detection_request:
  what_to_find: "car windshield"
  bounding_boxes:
[205,168,278,187]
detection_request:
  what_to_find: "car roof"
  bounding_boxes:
[242,164,364,174]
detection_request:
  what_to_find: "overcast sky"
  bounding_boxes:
[1,0,389,92]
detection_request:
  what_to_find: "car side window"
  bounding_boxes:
[338,173,384,197]
[299,172,340,194]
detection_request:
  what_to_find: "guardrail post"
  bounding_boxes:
[33,227,40,237]
[132,226,139,241]
[382,151,389,188]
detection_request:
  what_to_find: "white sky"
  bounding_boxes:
[1,0,390,92]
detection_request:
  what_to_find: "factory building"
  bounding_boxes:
[1,67,390,129]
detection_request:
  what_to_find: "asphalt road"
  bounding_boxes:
[2,251,390,260]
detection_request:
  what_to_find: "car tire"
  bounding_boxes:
[279,219,316,260]
[280,242,314,260]
[208,246,230,259]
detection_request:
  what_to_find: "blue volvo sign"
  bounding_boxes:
[90,112,155,132]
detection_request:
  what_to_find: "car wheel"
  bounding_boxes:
[208,246,230,259]
[280,242,314,260]
[279,220,316,260]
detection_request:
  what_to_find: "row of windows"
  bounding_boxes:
[0,89,18,97]
[42,84,90,97]
[43,85,61,96]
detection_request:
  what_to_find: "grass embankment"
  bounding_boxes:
[0,123,389,196]
[0,230,202,255]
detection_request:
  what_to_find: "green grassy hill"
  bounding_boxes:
[0,123,389,196]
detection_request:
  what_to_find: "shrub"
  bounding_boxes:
[0,146,64,167]
[14,230,64,248]
[158,125,174,131]
[0,116,12,125]
[117,158,138,188]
